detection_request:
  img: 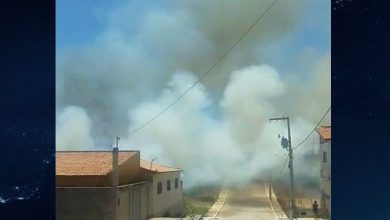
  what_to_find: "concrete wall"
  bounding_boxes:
[56,175,111,187]
[117,153,142,185]
[57,182,150,220]
[150,172,184,217]
[320,141,331,180]
[56,187,116,220]
[118,182,150,220]
[320,140,331,216]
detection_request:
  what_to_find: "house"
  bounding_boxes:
[56,148,184,220]
[139,159,184,217]
[315,126,331,217]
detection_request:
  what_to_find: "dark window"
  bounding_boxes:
[167,180,171,191]
[175,178,179,189]
[181,180,183,189]
[320,169,323,178]
[323,152,327,163]
[157,182,162,194]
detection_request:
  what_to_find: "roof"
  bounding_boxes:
[316,126,331,141]
[140,159,182,173]
[56,151,138,176]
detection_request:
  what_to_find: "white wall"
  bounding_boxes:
[320,141,331,180]
[150,172,184,217]
[117,182,150,220]
[320,140,331,215]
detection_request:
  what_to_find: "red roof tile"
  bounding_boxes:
[316,126,331,141]
[56,151,137,176]
[140,159,182,173]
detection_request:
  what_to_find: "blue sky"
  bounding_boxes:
[56,0,166,48]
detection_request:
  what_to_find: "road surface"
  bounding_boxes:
[216,182,286,220]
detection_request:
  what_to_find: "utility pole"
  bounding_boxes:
[270,116,296,220]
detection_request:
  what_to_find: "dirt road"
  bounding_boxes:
[216,182,286,220]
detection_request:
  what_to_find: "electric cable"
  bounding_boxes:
[128,0,279,135]
[293,106,331,150]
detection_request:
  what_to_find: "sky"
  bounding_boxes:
[56,0,165,48]
[56,0,331,187]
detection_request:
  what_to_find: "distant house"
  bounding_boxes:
[316,126,331,217]
[56,149,184,220]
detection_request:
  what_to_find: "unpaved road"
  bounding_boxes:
[216,182,286,220]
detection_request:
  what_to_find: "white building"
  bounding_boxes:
[315,126,331,217]
[140,160,184,217]
[56,149,184,220]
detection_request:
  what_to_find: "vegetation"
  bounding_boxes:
[183,184,221,216]
[272,180,328,219]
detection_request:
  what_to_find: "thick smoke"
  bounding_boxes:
[124,65,286,186]
[121,64,328,187]
[56,0,309,141]
[56,1,330,187]
[221,65,285,148]
[56,106,95,150]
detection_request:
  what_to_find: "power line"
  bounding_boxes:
[276,107,331,176]
[292,106,331,150]
[128,0,279,135]
[280,155,289,173]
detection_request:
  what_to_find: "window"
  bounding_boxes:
[323,152,328,163]
[167,180,171,191]
[157,182,162,194]
[320,169,323,178]
[175,178,179,189]
[181,180,183,189]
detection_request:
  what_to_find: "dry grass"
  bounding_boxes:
[183,185,221,216]
[272,182,328,218]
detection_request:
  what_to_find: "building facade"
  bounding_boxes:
[56,150,184,220]
[316,126,331,217]
[140,160,184,217]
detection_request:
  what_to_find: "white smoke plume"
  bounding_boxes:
[56,106,95,150]
[56,1,330,187]
[221,65,285,148]
[123,65,284,186]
